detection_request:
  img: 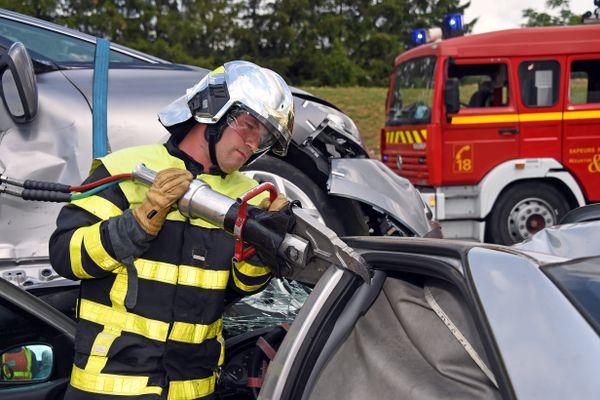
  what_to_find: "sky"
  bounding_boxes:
[464,0,595,33]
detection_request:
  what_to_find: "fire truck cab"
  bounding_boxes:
[382,24,600,244]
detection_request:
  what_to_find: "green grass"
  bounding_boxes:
[299,86,387,156]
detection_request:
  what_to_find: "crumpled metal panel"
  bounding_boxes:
[0,67,205,285]
[512,220,600,259]
[0,71,92,272]
[328,158,431,236]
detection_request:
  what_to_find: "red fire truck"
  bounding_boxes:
[381,24,600,244]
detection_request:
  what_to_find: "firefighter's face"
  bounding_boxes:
[216,112,269,173]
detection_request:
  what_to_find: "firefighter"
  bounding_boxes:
[1,346,33,381]
[49,60,294,399]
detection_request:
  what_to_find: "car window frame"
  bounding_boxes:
[445,57,517,120]
[517,59,562,109]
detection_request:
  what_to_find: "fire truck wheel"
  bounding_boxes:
[486,182,570,245]
[241,156,346,235]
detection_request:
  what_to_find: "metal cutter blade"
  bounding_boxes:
[289,207,371,283]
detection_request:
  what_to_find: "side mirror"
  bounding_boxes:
[0,42,38,123]
[0,344,53,383]
[444,78,460,115]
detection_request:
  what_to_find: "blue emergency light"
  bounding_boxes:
[443,13,464,38]
[410,28,428,46]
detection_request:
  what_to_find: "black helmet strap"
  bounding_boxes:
[204,118,228,176]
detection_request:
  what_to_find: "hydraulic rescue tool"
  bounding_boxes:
[131,165,369,284]
[1,165,370,284]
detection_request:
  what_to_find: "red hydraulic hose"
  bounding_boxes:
[69,173,132,192]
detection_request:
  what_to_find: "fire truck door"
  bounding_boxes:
[442,59,519,184]
[563,55,600,202]
[514,57,564,161]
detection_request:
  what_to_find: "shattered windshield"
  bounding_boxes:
[223,279,311,337]
[387,56,436,126]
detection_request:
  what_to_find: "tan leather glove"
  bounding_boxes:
[133,168,193,235]
[258,193,289,212]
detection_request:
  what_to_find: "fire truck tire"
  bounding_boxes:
[241,156,346,235]
[486,182,570,245]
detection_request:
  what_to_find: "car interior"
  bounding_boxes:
[307,272,502,399]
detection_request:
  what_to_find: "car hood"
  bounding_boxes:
[512,220,600,261]
[328,158,432,236]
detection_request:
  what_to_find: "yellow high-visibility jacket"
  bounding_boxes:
[50,141,271,400]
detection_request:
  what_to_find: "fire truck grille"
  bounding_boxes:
[382,151,428,183]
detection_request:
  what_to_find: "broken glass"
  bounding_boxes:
[223,278,311,337]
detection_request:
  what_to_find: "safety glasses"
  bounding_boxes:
[226,111,275,153]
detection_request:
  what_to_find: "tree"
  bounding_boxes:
[1,0,476,86]
[522,0,581,27]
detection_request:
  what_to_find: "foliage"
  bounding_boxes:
[522,0,581,27]
[0,0,473,86]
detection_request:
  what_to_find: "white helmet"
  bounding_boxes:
[159,60,294,157]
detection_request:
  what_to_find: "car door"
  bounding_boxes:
[514,57,564,160]
[261,237,600,400]
[260,238,509,400]
[0,278,76,399]
[467,248,600,400]
[563,55,600,202]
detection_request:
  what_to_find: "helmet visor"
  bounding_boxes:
[227,111,277,154]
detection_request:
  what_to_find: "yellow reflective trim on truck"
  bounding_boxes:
[412,130,423,143]
[451,110,600,125]
[519,112,562,122]
[563,110,600,120]
[451,114,520,124]
[385,129,429,144]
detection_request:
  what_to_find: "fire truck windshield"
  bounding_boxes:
[387,56,436,126]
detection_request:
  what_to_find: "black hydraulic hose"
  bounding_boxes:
[0,186,70,203]
[0,175,70,192]
[23,179,71,192]
[21,189,71,202]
